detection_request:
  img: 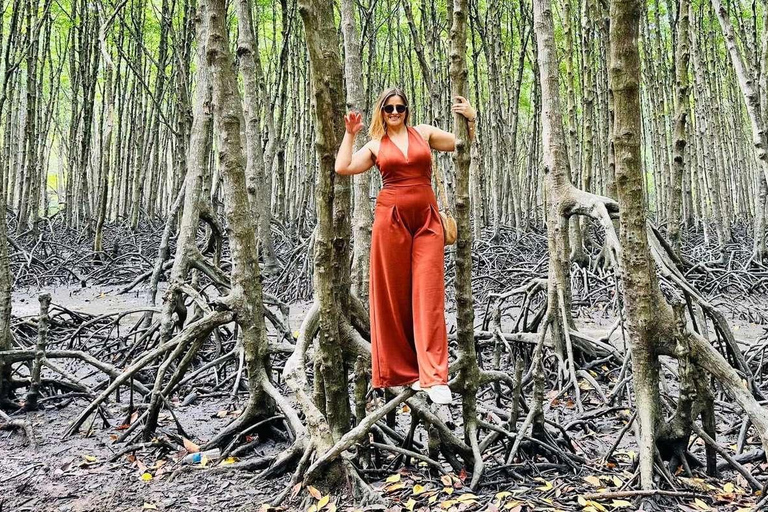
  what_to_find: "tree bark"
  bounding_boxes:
[669,0,690,254]
[610,0,660,490]
[341,0,372,306]
[297,0,352,442]
[236,0,280,276]
[449,0,483,490]
[205,0,273,426]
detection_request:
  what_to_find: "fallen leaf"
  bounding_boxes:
[405,498,416,511]
[611,500,632,508]
[578,496,607,511]
[723,482,735,494]
[317,495,329,509]
[534,477,553,491]
[457,493,478,501]
[83,455,97,462]
[413,484,426,495]
[307,486,322,500]
[142,504,157,510]
[441,475,453,486]
[221,457,237,465]
[386,474,401,483]
[693,498,710,511]
[583,476,601,487]
[386,483,405,492]
[443,486,454,494]
[183,437,200,453]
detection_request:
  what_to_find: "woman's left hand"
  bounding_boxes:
[451,96,476,121]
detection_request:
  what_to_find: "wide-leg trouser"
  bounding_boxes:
[369,184,449,388]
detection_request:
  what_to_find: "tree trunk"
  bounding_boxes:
[449,0,483,489]
[341,0,372,306]
[669,0,690,254]
[0,172,11,404]
[610,0,660,490]
[236,0,280,276]
[205,0,273,425]
[142,1,214,439]
[297,0,352,443]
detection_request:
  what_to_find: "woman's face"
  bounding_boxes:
[383,95,407,130]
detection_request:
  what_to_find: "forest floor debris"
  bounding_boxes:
[3,223,768,511]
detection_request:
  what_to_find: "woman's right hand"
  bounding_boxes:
[344,111,364,135]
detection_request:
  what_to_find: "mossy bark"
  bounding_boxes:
[298,0,352,443]
[609,0,660,490]
[205,0,273,425]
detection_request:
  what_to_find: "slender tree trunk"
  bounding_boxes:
[341,0,372,305]
[235,0,280,275]
[0,170,11,404]
[16,0,38,233]
[297,0,352,442]
[206,0,273,424]
[532,0,577,361]
[142,4,214,439]
[450,0,483,490]
[669,0,690,254]
[610,0,660,490]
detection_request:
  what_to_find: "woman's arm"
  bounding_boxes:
[417,96,477,152]
[417,124,456,152]
[335,112,375,175]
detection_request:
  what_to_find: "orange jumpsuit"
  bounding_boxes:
[369,126,449,389]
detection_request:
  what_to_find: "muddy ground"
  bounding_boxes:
[1,284,765,512]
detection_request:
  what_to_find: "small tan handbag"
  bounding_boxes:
[433,159,457,245]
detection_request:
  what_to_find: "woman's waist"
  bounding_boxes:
[381,181,432,188]
[375,185,437,205]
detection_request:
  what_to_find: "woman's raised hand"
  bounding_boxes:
[451,96,476,121]
[344,111,364,135]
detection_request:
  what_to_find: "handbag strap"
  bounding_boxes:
[432,155,453,218]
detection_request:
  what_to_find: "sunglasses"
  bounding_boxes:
[382,104,408,114]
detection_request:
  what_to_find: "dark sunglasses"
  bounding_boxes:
[382,104,408,114]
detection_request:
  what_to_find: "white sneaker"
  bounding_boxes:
[426,385,452,404]
[410,381,422,391]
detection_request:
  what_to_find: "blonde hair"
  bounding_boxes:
[368,87,410,140]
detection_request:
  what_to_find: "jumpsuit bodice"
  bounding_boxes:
[375,126,432,187]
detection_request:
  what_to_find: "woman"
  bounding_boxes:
[335,87,476,405]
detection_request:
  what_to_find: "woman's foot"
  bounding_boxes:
[410,381,452,404]
[426,384,452,404]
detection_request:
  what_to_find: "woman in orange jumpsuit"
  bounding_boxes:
[334,88,476,404]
